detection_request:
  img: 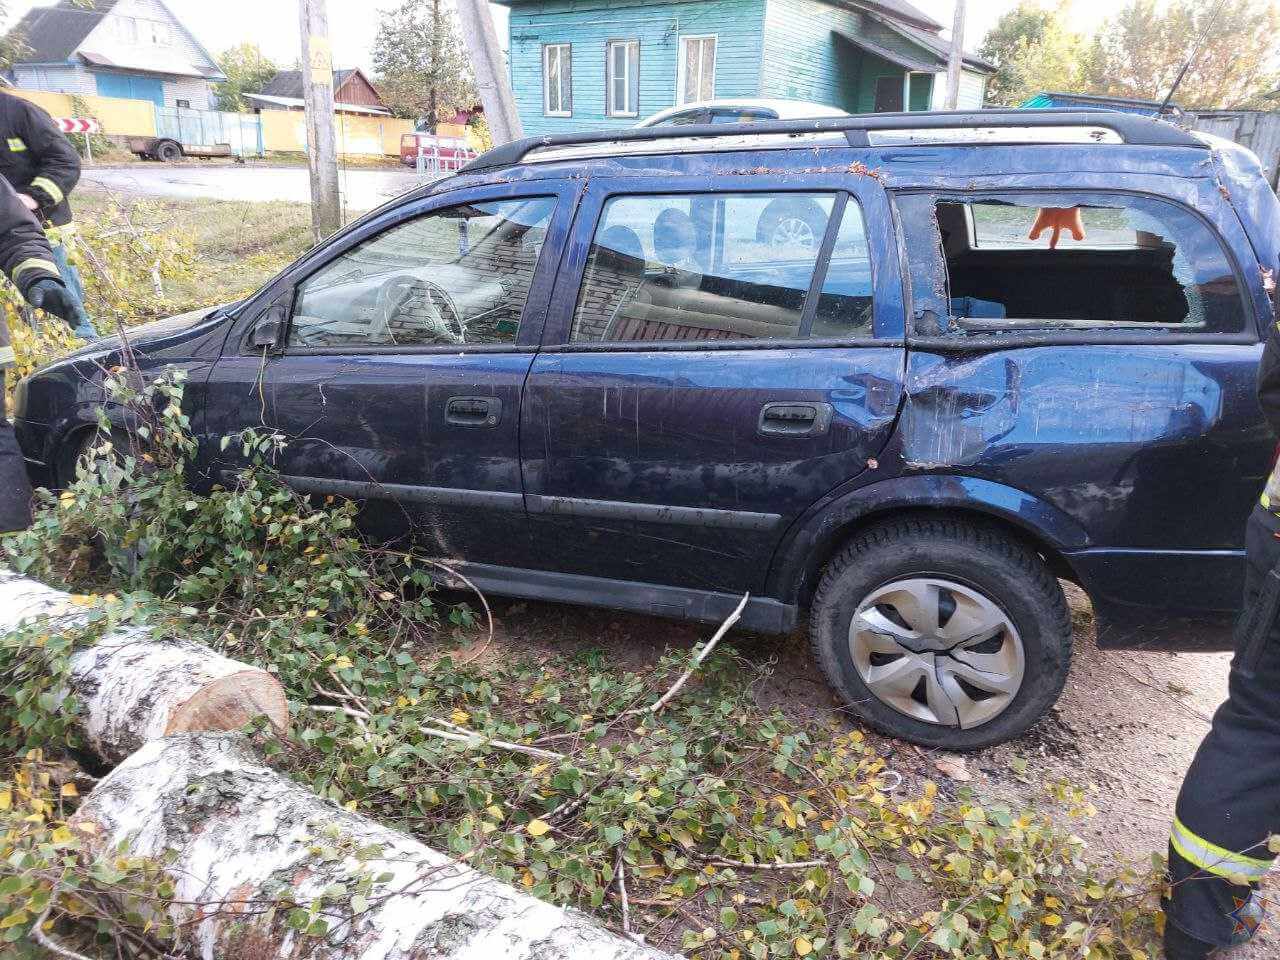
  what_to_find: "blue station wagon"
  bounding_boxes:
[15,110,1280,748]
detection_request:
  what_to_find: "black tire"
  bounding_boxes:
[755,197,828,251]
[809,516,1071,750]
[155,140,182,162]
[59,427,146,488]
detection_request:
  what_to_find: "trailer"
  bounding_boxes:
[127,136,238,162]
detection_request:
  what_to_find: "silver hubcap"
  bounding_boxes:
[772,217,816,250]
[848,577,1025,729]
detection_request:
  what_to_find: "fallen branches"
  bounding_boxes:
[625,593,749,718]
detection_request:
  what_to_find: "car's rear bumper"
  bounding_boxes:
[1065,547,1242,649]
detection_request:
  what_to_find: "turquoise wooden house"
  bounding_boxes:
[497,0,994,135]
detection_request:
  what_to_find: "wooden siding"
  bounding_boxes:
[79,0,220,77]
[12,64,97,96]
[508,0,767,135]
[335,70,387,110]
[759,0,861,108]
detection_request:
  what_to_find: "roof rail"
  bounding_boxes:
[460,109,1204,174]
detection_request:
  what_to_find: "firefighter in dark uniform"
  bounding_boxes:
[0,175,79,533]
[1164,280,1280,957]
[0,89,94,339]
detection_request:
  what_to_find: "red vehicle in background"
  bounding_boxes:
[400,133,478,172]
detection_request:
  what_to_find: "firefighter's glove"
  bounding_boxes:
[25,277,77,325]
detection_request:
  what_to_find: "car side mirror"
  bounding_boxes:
[250,305,286,350]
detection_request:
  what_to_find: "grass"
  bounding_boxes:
[73,190,315,315]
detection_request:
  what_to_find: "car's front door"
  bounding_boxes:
[520,171,907,599]
[205,182,575,566]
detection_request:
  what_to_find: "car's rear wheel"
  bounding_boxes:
[809,516,1071,750]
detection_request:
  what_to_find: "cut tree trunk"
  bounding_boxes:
[74,733,680,960]
[0,572,287,764]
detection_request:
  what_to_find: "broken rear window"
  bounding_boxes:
[900,192,1246,336]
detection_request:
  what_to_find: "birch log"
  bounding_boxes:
[75,733,681,960]
[0,572,287,764]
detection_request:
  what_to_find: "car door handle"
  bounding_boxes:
[445,396,502,427]
[758,401,834,438]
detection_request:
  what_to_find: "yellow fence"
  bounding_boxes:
[261,110,416,157]
[8,87,457,158]
[7,88,157,137]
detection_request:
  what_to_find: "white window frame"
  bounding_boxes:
[543,43,572,117]
[676,35,716,106]
[606,39,640,118]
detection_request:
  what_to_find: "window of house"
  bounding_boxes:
[288,197,556,349]
[175,99,191,109]
[115,15,139,43]
[901,193,1246,335]
[607,40,639,117]
[570,192,874,344]
[678,36,716,105]
[543,44,572,117]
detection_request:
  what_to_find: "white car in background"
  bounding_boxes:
[634,100,849,250]
[636,98,848,128]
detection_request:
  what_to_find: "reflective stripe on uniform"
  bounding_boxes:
[6,137,25,152]
[1263,492,1272,510]
[1170,817,1272,881]
[10,257,59,284]
[29,177,63,205]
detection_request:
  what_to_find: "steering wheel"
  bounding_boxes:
[376,274,465,345]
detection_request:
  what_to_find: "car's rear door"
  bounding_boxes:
[894,179,1274,648]
[520,167,906,603]
[204,181,577,567]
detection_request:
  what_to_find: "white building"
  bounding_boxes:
[7,0,224,110]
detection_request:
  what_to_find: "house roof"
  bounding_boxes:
[851,0,943,32]
[9,0,120,63]
[261,68,384,104]
[872,14,996,73]
[243,91,391,116]
[7,0,224,79]
[834,28,938,73]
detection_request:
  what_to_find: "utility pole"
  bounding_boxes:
[428,0,442,132]
[945,0,966,110]
[455,0,524,145]
[299,0,341,241]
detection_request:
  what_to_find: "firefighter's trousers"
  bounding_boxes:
[0,367,33,533]
[1167,504,1280,946]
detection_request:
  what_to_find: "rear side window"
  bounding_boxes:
[900,192,1246,335]
[570,191,874,344]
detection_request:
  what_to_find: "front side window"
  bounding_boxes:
[607,40,639,117]
[289,197,556,349]
[902,192,1246,335]
[543,44,572,116]
[571,192,874,344]
[678,36,716,105]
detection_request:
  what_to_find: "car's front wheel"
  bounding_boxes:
[809,516,1072,750]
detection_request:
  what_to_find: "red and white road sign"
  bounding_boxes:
[55,117,100,134]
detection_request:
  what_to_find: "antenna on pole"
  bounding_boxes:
[1159,0,1227,114]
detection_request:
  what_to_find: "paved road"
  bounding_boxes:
[80,163,432,212]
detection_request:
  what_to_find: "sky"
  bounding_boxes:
[1,0,1124,74]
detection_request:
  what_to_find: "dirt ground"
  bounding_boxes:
[473,583,1277,958]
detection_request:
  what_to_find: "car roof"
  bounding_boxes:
[455,110,1206,177]
[638,99,849,126]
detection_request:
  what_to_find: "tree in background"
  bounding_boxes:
[979,2,1085,106]
[0,1,29,73]
[214,43,278,112]
[373,0,477,126]
[1082,0,1280,108]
